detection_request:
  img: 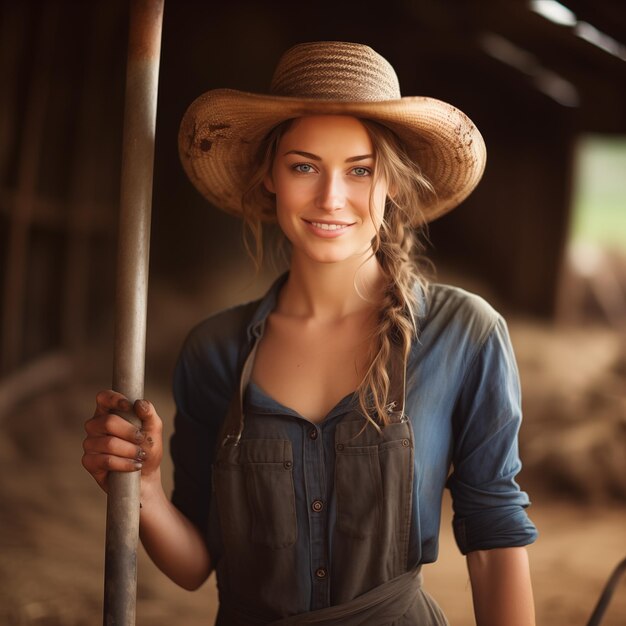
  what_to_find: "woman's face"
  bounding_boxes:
[265,115,388,265]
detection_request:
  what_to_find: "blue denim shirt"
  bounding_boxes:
[171,273,537,591]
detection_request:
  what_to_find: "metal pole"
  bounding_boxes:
[104,1,163,624]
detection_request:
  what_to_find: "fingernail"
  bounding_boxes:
[134,462,143,470]
[137,400,149,413]
[136,447,147,461]
[134,429,146,443]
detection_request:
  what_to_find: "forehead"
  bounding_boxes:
[279,115,373,153]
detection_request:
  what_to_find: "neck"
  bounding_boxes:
[278,250,385,320]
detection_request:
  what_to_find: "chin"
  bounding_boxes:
[301,244,371,266]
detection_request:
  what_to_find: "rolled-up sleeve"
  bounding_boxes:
[447,316,538,554]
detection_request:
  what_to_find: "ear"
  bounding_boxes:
[263,174,276,194]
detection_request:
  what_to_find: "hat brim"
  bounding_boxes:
[178,89,486,224]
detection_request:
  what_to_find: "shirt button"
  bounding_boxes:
[284,461,293,469]
[311,499,324,512]
[309,428,318,440]
[315,567,327,579]
[402,439,410,447]
[336,443,344,451]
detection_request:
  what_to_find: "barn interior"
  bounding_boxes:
[0,0,625,624]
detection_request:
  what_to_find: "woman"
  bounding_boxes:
[83,42,537,625]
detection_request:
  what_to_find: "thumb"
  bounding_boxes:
[133,399,163,439]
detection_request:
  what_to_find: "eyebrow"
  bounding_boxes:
[283,150,374,163]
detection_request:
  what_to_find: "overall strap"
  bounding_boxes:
[219,333,262,447]
[386,340,409,424]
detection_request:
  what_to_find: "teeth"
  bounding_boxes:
[310,222,348,231]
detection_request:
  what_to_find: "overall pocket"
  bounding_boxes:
[214,438,297,550]
[241,438,297,549]
[335,419,414,541]
[336,444,383,538]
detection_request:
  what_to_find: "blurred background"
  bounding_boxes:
[0,0,625,624]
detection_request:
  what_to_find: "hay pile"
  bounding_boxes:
[511,321,626,502]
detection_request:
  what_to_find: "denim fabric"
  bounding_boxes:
[170,272,537,607]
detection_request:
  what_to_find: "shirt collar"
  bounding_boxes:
[245,271,429,341]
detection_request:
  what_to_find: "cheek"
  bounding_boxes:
[274,185,298,222]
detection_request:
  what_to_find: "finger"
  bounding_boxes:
[84,412,146,444]
[82,451,143,482]
[94,390,132,417]
[83,434,148,463]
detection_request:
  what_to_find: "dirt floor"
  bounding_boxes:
[1,303,625,625]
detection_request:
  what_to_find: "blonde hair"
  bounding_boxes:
[358,119,434,429]
[241,120,294,270]
[241,117,435,428]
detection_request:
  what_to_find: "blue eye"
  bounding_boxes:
[293,163,314,173]
[352,166,371,177]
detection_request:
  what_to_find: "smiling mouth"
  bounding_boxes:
[305,220,354,231]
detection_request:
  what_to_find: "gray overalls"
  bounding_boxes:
[211,332,449,625]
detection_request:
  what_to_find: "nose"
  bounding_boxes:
[316,172,346,212]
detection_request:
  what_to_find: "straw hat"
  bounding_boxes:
[178,41,486,224]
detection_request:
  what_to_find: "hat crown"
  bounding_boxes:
[269,41,401,102]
